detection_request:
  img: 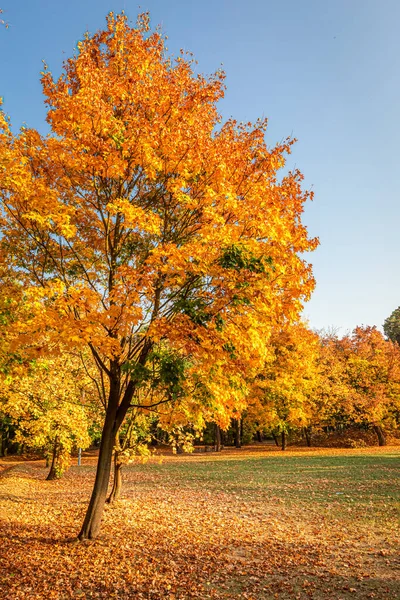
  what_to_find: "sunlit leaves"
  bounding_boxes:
[0,11,318,536]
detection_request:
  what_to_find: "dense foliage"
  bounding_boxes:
[0,12,398,546]
[0,12,317,538]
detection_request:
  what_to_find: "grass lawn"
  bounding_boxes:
[0,446,399,599]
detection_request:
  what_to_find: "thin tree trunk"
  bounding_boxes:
[271,432,280,447]
[234,418,241,448]
[215,424,222,452]
[220,429,226,447]
[304,426,312,447]
[281,431,287,451]
[256,430,263,443]
[46,436,60,480]
[373,424,386,446]
[107,454,123,504]
[17,443,25,456]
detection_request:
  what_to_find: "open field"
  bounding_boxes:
[0,446,399,600]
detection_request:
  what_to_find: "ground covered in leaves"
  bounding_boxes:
[0,446,399,599]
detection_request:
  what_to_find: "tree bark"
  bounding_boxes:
[271,432,280,447]
[107,454,123,504]
[214,424,222,452]
[281,431,287,451]
[256,430,263,443]
[46,437,60,480]
[304,426,312,447]
[220,428,226,447]
[78,374,123,540]
[78,344,150,540]
[373,424,386,446]
[78,401,118,539]
[234,418,241,448]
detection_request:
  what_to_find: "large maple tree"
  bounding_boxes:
[0,13,317,539]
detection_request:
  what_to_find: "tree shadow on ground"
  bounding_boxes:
[0,517,398,600]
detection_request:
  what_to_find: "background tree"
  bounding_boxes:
[383,306,400,345]
[1,354,98,478]
[247,323,321,449]
[312,330,352,436]
[338,326,400,446]
[0,412,16,456]
[0,13,317,539]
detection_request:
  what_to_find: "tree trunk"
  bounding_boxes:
[373,424,386,446]
[0,431,4,457]
[107,454,123,504]
[271,432,280,447]
[256,430,263,443]
[46,437,60,480]
[220,429,226,447]
[234,418,241,448]
[304,426,312,447]
[17,443,25,456]
[78,351,148,540]
[215,424,222,452]
[281,431,287,451]
[78,384,120,540]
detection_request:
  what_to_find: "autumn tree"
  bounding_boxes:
[383,306,400,346]
[311,331,351,435]
[0,13,317,539]
[247,323,321,449]
[338,327,400,445]
[1,353,99,479]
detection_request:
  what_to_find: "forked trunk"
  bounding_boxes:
[373,424,386,446]
[281,431,287,451]
[78,374,137,540]
[107,455,123,504]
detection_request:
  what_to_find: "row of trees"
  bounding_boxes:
[2,322,399,472]
[246,323,400,449]
[0,12,398,540]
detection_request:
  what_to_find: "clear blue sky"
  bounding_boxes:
[1,0,399,334]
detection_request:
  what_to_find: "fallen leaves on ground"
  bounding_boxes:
[0,446,399,599]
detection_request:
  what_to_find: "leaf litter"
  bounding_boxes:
[0,447,399,599]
